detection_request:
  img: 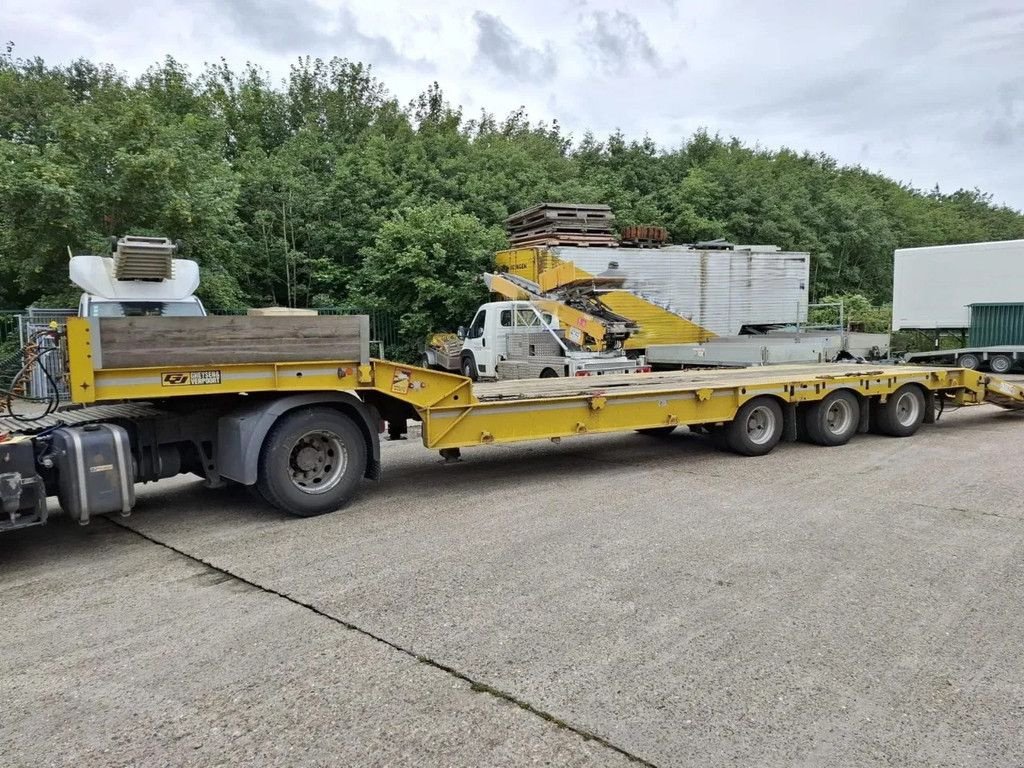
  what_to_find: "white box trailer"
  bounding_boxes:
[543,245,811,336]
[892,240,1024,330]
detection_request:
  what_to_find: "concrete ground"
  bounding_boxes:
[3,396,1024,767]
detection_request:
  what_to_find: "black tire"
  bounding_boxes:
[540,368,559,378]
[989,354,1013,374]
[956,353,980,370]
[724,397,784,456]
[460,353,479,381]
[803,390,861,447]
[636,426,677,436]
[874,384,926,437]
[256,407,367,517]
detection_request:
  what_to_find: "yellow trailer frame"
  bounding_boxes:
[66,318,1024,453]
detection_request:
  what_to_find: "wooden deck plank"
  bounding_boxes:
[98,315,365,369]
[471,364,924,402]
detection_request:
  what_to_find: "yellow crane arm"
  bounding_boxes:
[483,273,615,348]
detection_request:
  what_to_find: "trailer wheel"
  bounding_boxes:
[724,397,784,456]
[257,407,367,517]
[540,368,559,378]
[803,390,860,447]
[874,385,926,437]
[989,354,1013,374]
[420,353,442,371]
[956,353,980,370]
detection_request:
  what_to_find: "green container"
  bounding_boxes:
[969,303,1024,347]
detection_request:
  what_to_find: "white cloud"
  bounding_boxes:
[471,11,556,81]
[2,0,1023,209]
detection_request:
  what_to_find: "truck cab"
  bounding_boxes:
[460,301,555,379]
[455,300,646,381]
[70,236,207,318]
[78,294,206,318]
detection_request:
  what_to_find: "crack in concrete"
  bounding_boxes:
[910,502,1023,523]
[105,517,660,768]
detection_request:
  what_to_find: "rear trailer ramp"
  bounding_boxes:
[981,375,1024,410]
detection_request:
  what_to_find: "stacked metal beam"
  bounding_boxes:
[505,203,618,248]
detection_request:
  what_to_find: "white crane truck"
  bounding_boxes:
[424,299,646,381]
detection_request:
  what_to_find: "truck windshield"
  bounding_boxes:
[499,308,554,327]
[89,302,204,317]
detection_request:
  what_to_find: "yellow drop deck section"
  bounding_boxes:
[65,312,1024,454]
[402,363,1023,449]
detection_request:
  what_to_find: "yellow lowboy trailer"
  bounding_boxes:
[2,314,1022,532]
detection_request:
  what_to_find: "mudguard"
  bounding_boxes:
[217,392,381,485]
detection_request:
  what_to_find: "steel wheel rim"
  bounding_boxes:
[825,398,854,435]
[745,405,777,445]
[288,430,347,494]
[991,356,1010,373]
[894,391,920,426]
[959,355,979,370]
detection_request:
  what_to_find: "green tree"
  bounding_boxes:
[2,45,1023,355]
[811,293,891,333]
[354,201,506,360]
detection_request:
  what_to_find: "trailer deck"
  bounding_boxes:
[63,315,1024,455]
[400,361,1023,450]
[471,364,950,401]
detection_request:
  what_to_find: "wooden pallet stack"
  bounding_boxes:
[505,203,618,248]
[619,225,668,248]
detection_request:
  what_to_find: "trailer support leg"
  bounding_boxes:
[439,448,462,463]
[387,418,408,441]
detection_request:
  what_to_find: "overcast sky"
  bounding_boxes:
[4,0,1024,209]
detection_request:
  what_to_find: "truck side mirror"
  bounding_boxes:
[457,326,466,340]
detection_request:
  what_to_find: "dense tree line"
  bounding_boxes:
[2,48,1023,354]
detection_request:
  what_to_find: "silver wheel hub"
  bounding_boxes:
[295,446,320,471]
[288,430,347,495]
[894,392,920,426]
[745,406,776,445]
[825,399,854,434]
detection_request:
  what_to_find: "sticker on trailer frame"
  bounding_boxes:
[391,368,412,394]
[162,370,222,386]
